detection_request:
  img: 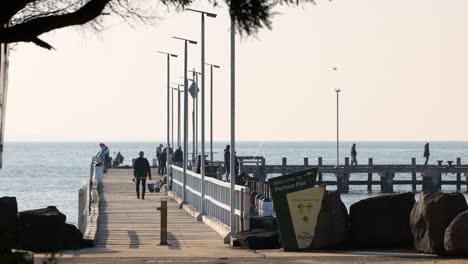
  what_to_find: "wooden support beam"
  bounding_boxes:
[412,158,417,192]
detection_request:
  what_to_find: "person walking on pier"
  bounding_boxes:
[351,143,358,166]
[159,148,167,175]
[156,144,163,168]
[174,146,183,167]
[224,145,231,181]
[133,151,152,200]
[424,143,430,165]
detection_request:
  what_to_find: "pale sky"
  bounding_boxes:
[5,0,468,141]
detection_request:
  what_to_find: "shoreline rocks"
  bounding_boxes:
[410,193,467,255]
[444,209,468,256]
[349,192,415,248]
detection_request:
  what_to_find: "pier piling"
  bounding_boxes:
[457,157,461,192]
[411,158,417,192]
[367,158,373,192]
[318,157,323,184]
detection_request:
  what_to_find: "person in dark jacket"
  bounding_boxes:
[174,146,183,167]
[424,143,430,165]
[224,145,230,180]
[159,148,167,175]
[133,151,151,200]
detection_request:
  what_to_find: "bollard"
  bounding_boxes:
[157,199,169,246]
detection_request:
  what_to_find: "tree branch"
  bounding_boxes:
[0,0,111,45]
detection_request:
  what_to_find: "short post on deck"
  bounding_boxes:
[157,198,169,246]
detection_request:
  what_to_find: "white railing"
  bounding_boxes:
[77,157,101,245]
[171,165,250,232]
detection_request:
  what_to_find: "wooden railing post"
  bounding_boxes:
[318,157,323,184]
[456,157,461,192]
[367,158,373,192]
[282,157,287,175]
[411,158,417,192]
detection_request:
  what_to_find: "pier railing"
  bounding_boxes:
[171,165,250,236]
[242,157,468,194]
[77,156,102,245]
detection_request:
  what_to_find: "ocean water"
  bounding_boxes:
[0,141,467,225]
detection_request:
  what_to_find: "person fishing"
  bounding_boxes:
[424,143,430,165]
[133,151,151,200]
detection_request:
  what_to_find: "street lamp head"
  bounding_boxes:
[335,89,341,93]
[206,63,220,69]
[157,50,178,57]
[186,8,217,18]
[172,36,198,45]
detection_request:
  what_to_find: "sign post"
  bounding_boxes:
[268,168,324,251]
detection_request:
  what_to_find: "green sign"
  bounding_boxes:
[268,168,324,251]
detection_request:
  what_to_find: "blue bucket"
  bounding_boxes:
[147,183,155,192]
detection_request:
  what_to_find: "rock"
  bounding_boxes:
[236,229,281,250]
[249,216,277,231]
[444,209,468,255]
[350,192,415,248]
[310,191,349,249]
[62,223,83,250]
[411,193,467,255]
[18,206,66,252]
[0,197,18,251]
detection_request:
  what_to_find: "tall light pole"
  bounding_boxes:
[229,17,236,234]
[205,63,220,165]
[157,51,177,177]
[186,8,217,215]
[335,88,341,167]
[188,69,201,164]
[172,83,184,148]
[173,37,197,202]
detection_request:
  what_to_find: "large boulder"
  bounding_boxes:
[0,197,18,251]
[444,209,468,255]
[349,192,415,248]
[18,206,66,252]
[310,191,349,249]
[236,229,281,250]
[62,223,83,250]
[410,193,467,255]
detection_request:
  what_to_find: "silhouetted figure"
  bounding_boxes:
[104,144,110,169]
[133,151,151,200]
[156,144,163,168]
[115,152,124,165]
[351,143,358,166]
[224,145,231,180]
[174,146,183,167]
[424,143,430,165]
[159,148,167,175]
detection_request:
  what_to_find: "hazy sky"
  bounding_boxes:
[5,0,468,141]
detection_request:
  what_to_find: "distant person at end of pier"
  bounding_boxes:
[174,146,183,167]
[115,152,124,165]
[134,151,152,200]
[98,143,106,167]
[351,143,358,166]
[424,143,430,165]
[156,144,163,168]
[104,144,110,170]
[159,148,167,175]
[224,145,231,181]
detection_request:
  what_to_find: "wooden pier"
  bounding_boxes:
[70,168,256,259]
[241,157,468,194]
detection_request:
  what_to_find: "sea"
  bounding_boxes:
[0,141,467,226]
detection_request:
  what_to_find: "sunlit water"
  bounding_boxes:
[0,141,467,225]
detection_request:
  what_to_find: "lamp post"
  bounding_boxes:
[172,36,197,202]
[186,8,217,215]
[205,63,220,165]
[172,83,184,148]
[157,51,177,177]
[335,88,341,168]
[188,69,201,164]
[229,17,236,234]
